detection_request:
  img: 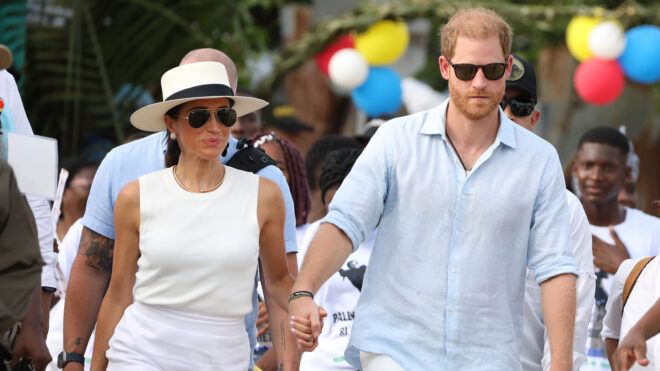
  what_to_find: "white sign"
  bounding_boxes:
[7,132,58,199]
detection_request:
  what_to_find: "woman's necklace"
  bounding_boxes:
[172,165,225,193]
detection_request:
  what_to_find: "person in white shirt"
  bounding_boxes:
[602,256,660,370]
[500,55,595,371]
[572,126,660,371]
[298,147,373,370]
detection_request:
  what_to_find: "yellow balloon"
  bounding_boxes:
[355,20,409,65]
[566,16,602,61]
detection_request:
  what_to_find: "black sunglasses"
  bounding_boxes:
[499,98,536,117]
[447,58,508,81]
[178,108,237,128]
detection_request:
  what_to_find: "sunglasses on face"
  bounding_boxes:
[179,107,237,128]
[499,98,536,117]
[447,58,508,81]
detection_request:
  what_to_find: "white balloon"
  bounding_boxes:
[328,49,369,90]
[588,21,626,60]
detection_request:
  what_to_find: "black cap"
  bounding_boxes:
[263,104,314,134]
[506,55,537,102]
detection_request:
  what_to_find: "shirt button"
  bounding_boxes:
[460,194,466,199]
[449,306,454,312]
[455,230,460,236]
[451,267,456,273]
[448,343,454,349]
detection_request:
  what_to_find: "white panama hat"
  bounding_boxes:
[130,61,268,132]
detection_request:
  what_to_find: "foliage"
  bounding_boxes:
[20,0,280,159]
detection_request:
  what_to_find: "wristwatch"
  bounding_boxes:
[57,351,84,368]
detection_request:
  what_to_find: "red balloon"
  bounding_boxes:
[315,35,355,76]
[573,58,625,106]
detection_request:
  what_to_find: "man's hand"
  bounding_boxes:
[11,324,51,371]
[257,301,270,337]
[288,297,326,351]
[592,226,629,274]
[63,362,85,371]
[613,326,649,371]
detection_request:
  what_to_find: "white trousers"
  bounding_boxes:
[360,351,406,371]
[106,302,249,371]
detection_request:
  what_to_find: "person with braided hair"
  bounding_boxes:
[297,147,376,371]
[251,132,310,228]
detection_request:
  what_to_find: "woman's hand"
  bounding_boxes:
[289,299,327,351]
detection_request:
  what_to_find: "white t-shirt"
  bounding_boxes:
[602,257,660,371]
[521,190,595,371]
[584,207,660,371]
[0,69,57,288]
[298,221,375,371]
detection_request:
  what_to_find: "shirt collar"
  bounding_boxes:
[420,98,517,149]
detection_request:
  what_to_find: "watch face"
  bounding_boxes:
[57,352,65,368]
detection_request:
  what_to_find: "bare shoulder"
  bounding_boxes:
[116,179,140,209]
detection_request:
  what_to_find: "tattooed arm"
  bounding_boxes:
[62,227,114,370]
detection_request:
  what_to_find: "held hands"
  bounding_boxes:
[613,327,649,371]
[288,296,327,351]
[592,226,630,274]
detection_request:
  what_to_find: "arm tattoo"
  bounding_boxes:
[79,227,115,272]
[280,320,286,351]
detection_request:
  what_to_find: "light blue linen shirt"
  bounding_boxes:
[323,99,578,370]
[82,132,297,370]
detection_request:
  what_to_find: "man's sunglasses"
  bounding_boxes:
[447,59,508,81]
[178,108,237,128]
[499,98,536,117]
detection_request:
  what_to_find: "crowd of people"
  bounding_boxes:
[2,6,660,371]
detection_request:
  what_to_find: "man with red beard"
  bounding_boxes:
[288,8,577,371]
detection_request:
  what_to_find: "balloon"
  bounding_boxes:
[566,16,601,61]
[351,67,402,117]
[573,58,624,105]
[328,49,369,90]
[618,25,660,84]
[315,35,355,76]
[355,20,409,65]
[588,21,626,60]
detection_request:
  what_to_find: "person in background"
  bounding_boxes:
[56,161,99,243]
[0,48,54,370]
[572,127,660,371]
[617,129,640,209]
[298,147,375,370]
[231,88,264,139]
[304,135,361,223]
[500,54,595,371]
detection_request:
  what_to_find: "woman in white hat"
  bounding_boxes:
[90,61,310,370]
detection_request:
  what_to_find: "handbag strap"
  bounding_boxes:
[622,256,655,310]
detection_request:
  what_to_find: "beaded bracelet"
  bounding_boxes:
[288,290,314,303]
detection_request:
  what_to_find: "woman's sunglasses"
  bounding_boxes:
[178,108,237,128]
[447,59,508,81]
[499,98,536,117]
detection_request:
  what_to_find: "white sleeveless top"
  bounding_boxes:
[133,166,260,318]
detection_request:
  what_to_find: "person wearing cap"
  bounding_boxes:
[289,8,577,370]
[502,55,596,371]
[62,49,302,371]
[89,60,303,369]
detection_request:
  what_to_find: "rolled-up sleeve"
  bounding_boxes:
[527,149,578,284]
[322,125,391,251]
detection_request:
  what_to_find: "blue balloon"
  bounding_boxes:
[618,25,660,84]
[351,67,402,117]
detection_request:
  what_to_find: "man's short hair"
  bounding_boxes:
[440,8,513,60]
[577,126,630,155]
